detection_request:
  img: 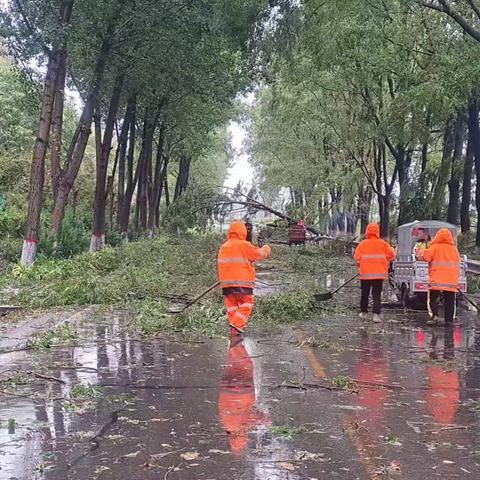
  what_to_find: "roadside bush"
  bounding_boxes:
[0,235,22,264]
[0,207,25,237]
[39,213,90,259]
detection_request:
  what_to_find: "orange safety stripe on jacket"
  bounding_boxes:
[422,228,460,292]
[354,224,396,281]
[218,222,271,289]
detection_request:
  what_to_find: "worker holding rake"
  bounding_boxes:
[218,221,271,336]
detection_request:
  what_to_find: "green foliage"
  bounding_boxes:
[136,298,226,337]
[10,234,220,308]
[253,291,314,325]
[38,212,91,259]
[136,288,316,337]
[330,375,358,391]
[269,425,306,438]
[0,207,26,237]
[69,383,101,400]
[1,373,30,389]
[26,322,78,349]
[0,57,38,153]
[249,0,480,226]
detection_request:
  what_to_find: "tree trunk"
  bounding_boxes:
[21,0,73,265]
[164,175,170,207]
[50,48,67,199]
[447,117,467,225]
[21,54,58,265]
[51,5,124,240]
[119,97,137,234]
[397,148,413,226]
[137,114,157,233]
[155,156,168,228]
[116,94,135,229]
[148,125,166,234]
[358,187,372,235]
[378,194,390,239]
[106,146,119,232]
[468,99,480,251]
[90,75,124,251]
[174,156,192,201]
[432,118,456,220]
[121,142,143,236]
[461,129,474,233]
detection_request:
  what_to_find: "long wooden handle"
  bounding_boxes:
[183,281,221,309]
[331,273,359,295]
[458,289,480,311]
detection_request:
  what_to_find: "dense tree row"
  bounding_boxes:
[0,0,273,264]
[250,0,480,245]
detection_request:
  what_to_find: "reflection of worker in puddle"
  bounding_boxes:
[219,338,270,455]
[341,333,390,478]
[355,333,390,435]
[425,325,460,424]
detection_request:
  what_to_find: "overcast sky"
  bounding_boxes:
[224,120,254,189]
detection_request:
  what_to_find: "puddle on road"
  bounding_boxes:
[1,310,480,479]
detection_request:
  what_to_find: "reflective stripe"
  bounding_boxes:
[233,311,249,321]
[227,306,238,313]
[220,281,255,288]
[361,254,386,259]
[218,257,251,265]
[430,282,457,289]
[430,261,459,268]
[360,273,387,278]
[239,302,254,309]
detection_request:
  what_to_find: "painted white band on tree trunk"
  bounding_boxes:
[21,240,38,266]
[90,233,105,252]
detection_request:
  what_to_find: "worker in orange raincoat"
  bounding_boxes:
[354,224,396,322]
[218,221,271,336]
[218,339,270,455]
[421,228,460,324]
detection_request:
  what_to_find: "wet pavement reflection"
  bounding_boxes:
[1,310,480,478]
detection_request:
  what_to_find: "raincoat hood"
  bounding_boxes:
[432,228,455,246]
[365,223,380,239]
[228,222,247,240]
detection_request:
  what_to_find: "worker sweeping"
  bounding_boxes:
[354,223,396,322]
[218,221,271,336]
[420,228,460,324]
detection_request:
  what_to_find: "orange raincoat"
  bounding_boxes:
[422,229,460,292]
[218,222,271,290]
[354,224,396,280]
[218,222,271,331]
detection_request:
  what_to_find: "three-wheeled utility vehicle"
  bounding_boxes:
[391,220,467,308]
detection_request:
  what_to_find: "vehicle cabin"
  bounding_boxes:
[392,220,467,308]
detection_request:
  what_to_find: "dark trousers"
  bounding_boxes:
[360,280,383,314]
[429,290,455,323]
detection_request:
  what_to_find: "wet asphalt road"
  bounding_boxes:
[1,307,480,479]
